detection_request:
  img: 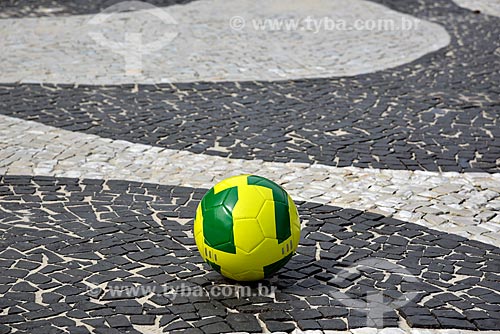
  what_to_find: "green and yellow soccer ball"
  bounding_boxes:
[194,175,301,281]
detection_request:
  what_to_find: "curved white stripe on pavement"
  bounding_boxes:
[0,0,450,84]
[453,0,500,17]
[1,114,499,246]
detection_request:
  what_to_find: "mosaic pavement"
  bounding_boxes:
[0,0,450,83]
[0,0,499,333]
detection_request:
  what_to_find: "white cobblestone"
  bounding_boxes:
[453,0,500,17]
[0,0,450,84]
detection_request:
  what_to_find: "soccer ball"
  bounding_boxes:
[194,175,301,281]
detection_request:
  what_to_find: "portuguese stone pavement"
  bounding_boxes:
[0,0,499,333]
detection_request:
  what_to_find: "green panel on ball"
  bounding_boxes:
[201,186,238,254]
[263,252,293,277]
[206,259,221,273]
[247,175,291,243]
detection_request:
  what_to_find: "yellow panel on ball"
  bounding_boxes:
[233,218,265,254]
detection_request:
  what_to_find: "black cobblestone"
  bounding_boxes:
[0,0,498,173]
[0,176,498,332]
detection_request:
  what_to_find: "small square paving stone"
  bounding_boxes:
[437,317,476,330]
[226,313,262,332]
[259,310,292,321]
[12,282,37,292]
[298,319,321,330]
[464,310,489,320]
[0,315,23,324]
[164,320,192,331]
[105,315,132,328]
[66,310,90,319]
[306,296,330,306]
[193,316,224,328]
[431,309,465,319]
[200,322,232,334]
[51,316,76,327]
[66,326,90,334]
[115,306,143,315]
[290,308,322,320]
[7,306,23,315]
[347,316,371,329]
[130,315,155,325]
[159,314,178,326]
[318,319,347,330]
[0,326,10,334]
[405,315,441,328]
[474,318,500,330]
[198,307,226,318]
[82,318,106,328]
[180,312,200,321]
[265,321,296,332]
[168,303,196,314]
[318,306,349,317]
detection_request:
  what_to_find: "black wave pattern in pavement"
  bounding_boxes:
[0,0,499,173]
[0,175,499,333]
[0,0,195,18]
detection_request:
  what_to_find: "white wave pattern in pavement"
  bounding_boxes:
[453,0,500,17]
[1,114,499,246]
[0,0,450,84]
